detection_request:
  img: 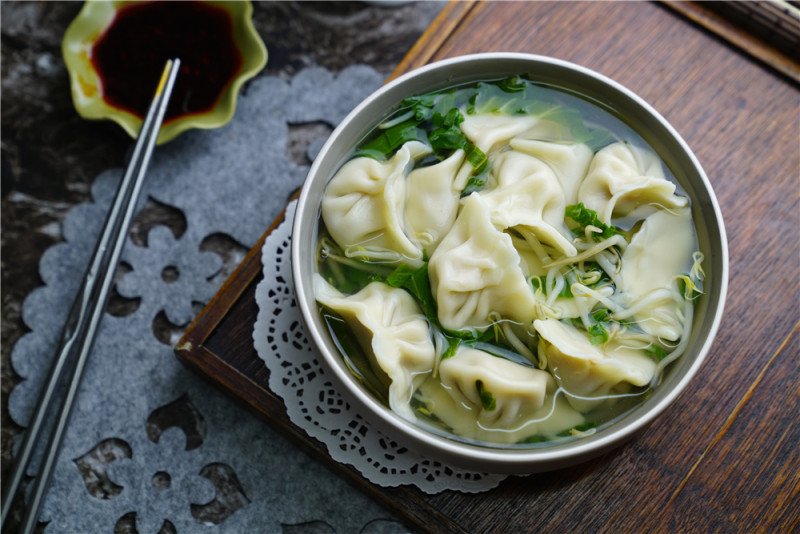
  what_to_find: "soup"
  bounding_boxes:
[313,76,704,448]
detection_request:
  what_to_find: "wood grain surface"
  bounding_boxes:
[662,1,800,83]
[176,2,800,532]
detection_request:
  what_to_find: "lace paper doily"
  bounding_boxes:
[253,200,507,494]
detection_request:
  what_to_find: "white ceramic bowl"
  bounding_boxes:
[291,53,728,473]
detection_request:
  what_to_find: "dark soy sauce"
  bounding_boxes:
[91,1,243,123]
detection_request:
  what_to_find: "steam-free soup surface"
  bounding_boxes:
[314,76,704,448]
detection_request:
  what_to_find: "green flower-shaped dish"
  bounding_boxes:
[62,0,267,144]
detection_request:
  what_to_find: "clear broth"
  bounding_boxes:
[315,76,699,448]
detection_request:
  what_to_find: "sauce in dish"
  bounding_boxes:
[313,76,706,448]
[91,1,243,123]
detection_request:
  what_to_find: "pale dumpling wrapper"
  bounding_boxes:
[321,141,431,266]
[459,112,570,155]
[404,148,466,256]
[314,275,435,421]
[415,358,584,444]
[438,347,554,428]
[577,142,688,225]
[428,192,537,331]
[534,318,657,412]
[615,206,695,341]
[509,138,593,206]
[480,149,577,256]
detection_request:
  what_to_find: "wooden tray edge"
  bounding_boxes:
[661,0,800,84]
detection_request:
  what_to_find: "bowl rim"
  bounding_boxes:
[61,0,267,145]
[292,52,729,473]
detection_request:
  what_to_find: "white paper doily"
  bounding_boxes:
[253,200,507,494]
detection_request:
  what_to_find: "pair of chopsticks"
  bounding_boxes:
[1,59,181,533]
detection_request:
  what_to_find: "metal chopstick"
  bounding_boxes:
[1,58,180,534]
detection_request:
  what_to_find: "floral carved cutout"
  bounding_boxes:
[191,463,250,525]
[74,438,133,500]
[146,394,206,451]
[75,395,248,532]
[118,225,222,328]
[9,66,428,532]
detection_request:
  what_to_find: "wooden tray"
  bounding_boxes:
[176,2,800,531]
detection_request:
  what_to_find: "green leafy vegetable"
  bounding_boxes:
[441,336,461,360]
[429,127,467,151]
[496,75,529,93]
[385,263,509,359]
[432,107,464,128]
[565,203,623,241]
[356,88,489,185]
[399,93,437,122]
[460,173,488,196]
[385,263,438,326]
[518,434,548,444]
[476,380,496,411]
[322,311,389,404]
[588,323,609,345]
[646,346,668,361]
[316,234,394,294]
[470,341,537,368]
[354,121,427,160]
[356,75,615,189]
[464,143,488,174]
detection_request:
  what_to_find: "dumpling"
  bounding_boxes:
[459,112,570,155]
[321,141,432,266]
[480,149,577,257]
[413,353,585,443]
[438,347,554,428]
[428,193,537,331]
[534,318,657,412]
[404,148,466,256]
[577,142,688,225]
[509,138,593,206]
[615,207,695,341]
[314,275,435,421]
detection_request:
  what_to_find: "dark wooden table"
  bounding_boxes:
[177,2,800,532]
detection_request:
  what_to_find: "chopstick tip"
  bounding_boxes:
[155,58,180,96]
